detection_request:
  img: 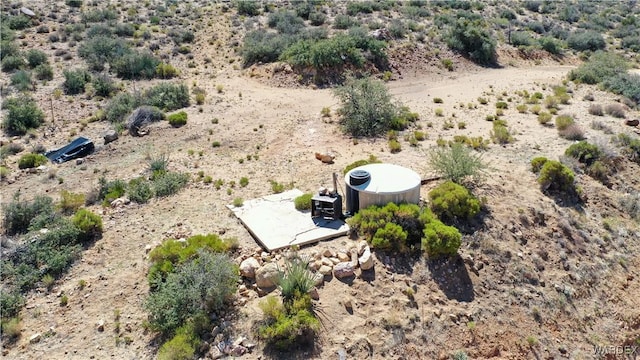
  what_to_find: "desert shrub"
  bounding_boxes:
[81,8,117,23]
[565,141,601,166]
[24,50,47,69]
[428,181,480,223]
[168,111,187,127]
[97,177,127,204]
[92,73,116,97]
[294,193,313,211]
[372,222,408,251]
[258,293,319,351]
[236,1,260,16]
[66,0,83,7]
[588,104,604,116]
[78,36,131,72]
[114,23,135,37]
[2,96,44,135]
[539,36,562,54]
[113,51,160,80]
[567,31,605,51]
[0,316,21,340]
[5,15,31,30]
[156,62,178,79]
[104,92,141,123]
[530,157,548,173]
[445,18,496,64]
[33,63,53,81]
[58,190,85,215]
[536,160,576,193]
[63,68,91,95]
[10,70,32,91]
[72,208,103,241]
[0,292,25,321]
[427,143,486,184]
[144,83,190,111]
[490,121,514,144]
[615,133,640,162]
[145,250,238,336]
[128,178,153,204]
[241,31,293,66]
[277,256,316,302]
[537,112,552,124]
[516,104,528,113]
[157,332,196,360]
[495,101,508,109]
[18,153,48,169]
[333,14,359,29]
[559,124,585,140]
[604,103,627,118]
[422,219,461,257]
[0,142,24,158]
[343,155,381,174]
[602,73,640,105]
[510,31,534,47]
[309,11,326,26]
[619,192,640,220]
[153,172,190,197]
[388,139,401,153]
[568,51,628,85]
[268,10,305,35]
[555,114,575,130]
[334,76,401,137]
[2,194,54,235]
[1,55,24,72]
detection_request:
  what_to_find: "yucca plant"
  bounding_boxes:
[277,255,315,303]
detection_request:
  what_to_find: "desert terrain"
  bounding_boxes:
[1,1,640,360]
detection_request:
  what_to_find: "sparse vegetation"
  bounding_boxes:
[427,143,487,184]
[294,193,313,211]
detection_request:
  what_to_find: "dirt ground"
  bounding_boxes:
[2,3,640,360]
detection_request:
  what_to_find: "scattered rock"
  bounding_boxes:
[356,241,369,256]
[312,272,324,286]
[96,319,105,332]
[110,197,130,208]
[29,333,41,344]
[321,257,334,267]
[255,263,279,288]
[334,262,355,279]
[625,119,639,127]
[330,257,341,265]
[144,244,153,253]
[239,257,260,279]
[358,247,374,271]
[337,252,350,262]
[308,287,320,300]
[20,7,35,17]
[318,265,333,276]
[75,158,84,165]
[343,297,354,312]
[323,249,336,258]
[103,130,119,145]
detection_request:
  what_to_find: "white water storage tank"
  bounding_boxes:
[344,163,421,214]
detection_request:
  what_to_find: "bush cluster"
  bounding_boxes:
[63,68,91,95]
[445,18,496,64]
[17,153,48,169]
[530,157,578,196]
[104,83,190,124]
[2,96,45,135]
[167,111,187,127]
[428,181,481,223]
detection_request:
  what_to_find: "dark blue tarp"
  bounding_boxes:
[45,137,94,163]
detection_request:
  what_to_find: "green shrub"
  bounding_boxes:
[539,36,562,55]
[0,292,25,321]
[537,112,552,124]
[568,51,628,85]
[567,31,605,52]
[153,172,190,197]
[63,68,91,95]
[427,143,486,184]
[104,92,141,123]
[511,31,534,47]
[10,70,32,91]
[277,256,316,302]
[58,190,85,215]
[6,15,32,30]
[2,194,54,235]
[335,76,403,137]
[258,294,319,351]
[145,83,190,111]
[495,101,508,109]
[372,222,408,251]
[81,8,117,23]
[555,114,574,131]
[422,219,461,257]
[530,157,548,173]
[156,62,178,79]
[72,208,103,241]
[537,160,576,193]
[33,63,53,81]
[113,51,160,80]
[445,18,496,64]
[97,177,127,205]
[602,73,640,105]
[236,1,260,16]
[128,178,153,203]
[2,96,44,135]
[78,36,131,72]
[490,121,514,144]
[18,153,48,169]
[388,139,401,153]
[428,181,480,223]
[333,14,359,29]
[0,316,22,340]
[25,49,48,68]
[92,74,116,97]
[615,133,640,163]
[167,111,187,127]
[294,193,313,211]
[241,31,293,66]
[1,55,24,72]
[145,251,238,336]
[343,155,381,174]
[158,332,196,360]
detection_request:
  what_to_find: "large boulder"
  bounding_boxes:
[239,257,260,279]
[358,247,374,271]
[103,130,118,145]
[255,262,279,288]
[333,262,355,279]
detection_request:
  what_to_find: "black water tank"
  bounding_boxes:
[346,169,371,214]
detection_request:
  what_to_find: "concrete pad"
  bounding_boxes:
[228,189,349,252]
